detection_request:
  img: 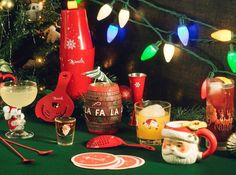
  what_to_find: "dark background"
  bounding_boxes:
[81,0,236,107]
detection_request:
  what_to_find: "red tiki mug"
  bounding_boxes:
[60,9,95,99]
[128,73,147,126]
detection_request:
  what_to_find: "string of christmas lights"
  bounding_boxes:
[0,0,236,96]
[90,0,236,78]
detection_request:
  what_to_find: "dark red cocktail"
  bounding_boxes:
[206,77,234,150]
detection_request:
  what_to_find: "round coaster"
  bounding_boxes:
[72,156,124,170]
[71,152,119,167]
[109,155,140,170]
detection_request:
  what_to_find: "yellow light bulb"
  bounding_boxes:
[35,56,45,64]
[67,1,78,9]
[163,43,175,63]
[211,29,233,42]
[39,85,46,91]
[6,1,14,9]
[1,0,7,7]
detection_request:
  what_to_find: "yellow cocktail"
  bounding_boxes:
[135,100,171,145]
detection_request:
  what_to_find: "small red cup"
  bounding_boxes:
[128,73,147,126]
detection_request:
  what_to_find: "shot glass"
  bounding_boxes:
[55,117,76,146]
[135,100,171,145]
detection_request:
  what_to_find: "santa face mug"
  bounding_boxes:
[161,120,217,165]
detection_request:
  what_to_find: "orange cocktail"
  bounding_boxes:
[135,100,171,145]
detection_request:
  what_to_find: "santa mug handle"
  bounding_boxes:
[195,128,217,159]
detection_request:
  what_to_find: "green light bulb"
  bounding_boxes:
[227,51,236,73]
[76,0,82,3]
[141,42,161,61]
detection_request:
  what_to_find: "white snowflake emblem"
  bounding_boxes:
[66,39,76,50]
[135,82,140,88]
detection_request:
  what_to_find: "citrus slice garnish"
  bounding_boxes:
[187,120,207,131]
[215,76,232,85]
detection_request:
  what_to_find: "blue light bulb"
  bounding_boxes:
[177,25,189,46]
[107,24,119,43]
[188,22,199,40]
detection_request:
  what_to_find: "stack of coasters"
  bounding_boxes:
[71,152,145,170]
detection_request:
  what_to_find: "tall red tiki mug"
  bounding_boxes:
[60,9,95,98]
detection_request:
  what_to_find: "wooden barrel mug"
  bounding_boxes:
[84,82,123,134]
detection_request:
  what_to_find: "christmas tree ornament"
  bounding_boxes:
[26,2,43,22]
[128,73,146,126]
[119,85,131,101]
[43,25,60,43]
[0,59,13,73]
[227,44,236,73]
[60,8,94,98]
[83,67,123,134]
[118,8,130,28]
[226,133,236,156]
[0,0,14,10]
[211,29,233,42]
[22,59,36,69]
[141,41,161,61]
[107,24,119,43]
[35,71,74,122]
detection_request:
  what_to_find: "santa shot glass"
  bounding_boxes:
[135,100,171,145]
[55,117,76,146]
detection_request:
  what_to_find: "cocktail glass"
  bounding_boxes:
[206,77,234,150]
[0,80,38,139]
[135,100,171,145]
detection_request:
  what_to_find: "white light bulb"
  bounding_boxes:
[118,8,130,28]
[97,3,113,21]
[163,43,175,63]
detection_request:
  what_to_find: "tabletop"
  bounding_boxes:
[0,115,235,175]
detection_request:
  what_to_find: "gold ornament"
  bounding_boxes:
[227,133,236,156]
[0,0,14,10]
[26,2,43,22]
[43,25,60,43]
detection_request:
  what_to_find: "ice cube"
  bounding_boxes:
[209,81,223,95]
[140,104,165,117]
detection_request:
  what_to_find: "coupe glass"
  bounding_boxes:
[0,80,38,139]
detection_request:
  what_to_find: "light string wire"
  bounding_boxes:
[89,0,236,78]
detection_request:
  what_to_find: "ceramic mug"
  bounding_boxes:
[161,120,217,165]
